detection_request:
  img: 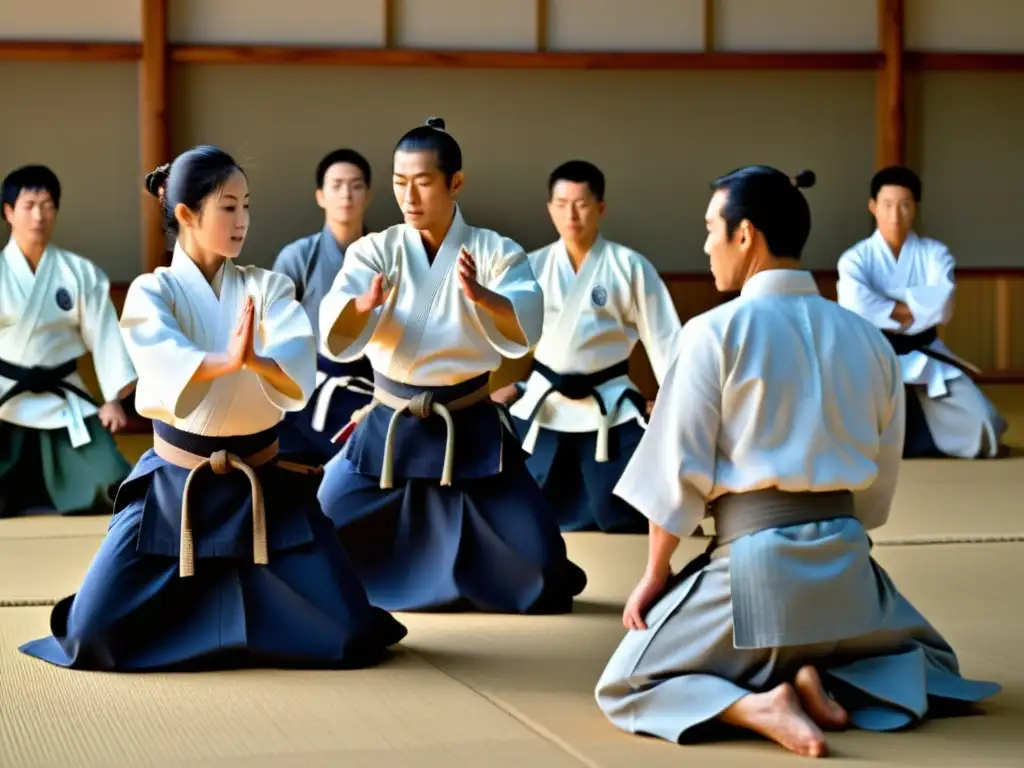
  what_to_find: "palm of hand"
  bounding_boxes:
[457,248,485,303]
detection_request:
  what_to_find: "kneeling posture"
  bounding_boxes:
[317,118,586,614]
[272,149,375,464]
[495,161,680,534]
[1,165,136,517]
[20,147,406,671]
[837,166,1007,459]
[595,166,999,757]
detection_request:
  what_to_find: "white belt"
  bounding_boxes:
[310,373,375,433]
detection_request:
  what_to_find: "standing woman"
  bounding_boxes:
[317,118,586,615]
[20,146,406,671]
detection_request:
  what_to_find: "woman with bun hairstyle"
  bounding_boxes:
[317,118,587,614]
[594,166,999,757]
[20,145,406,670]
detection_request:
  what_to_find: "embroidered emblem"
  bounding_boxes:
[590,285,608,308]
[55,287,73,311]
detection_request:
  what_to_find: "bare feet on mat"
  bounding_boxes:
[720,683,828,758]
[795,666,849,730]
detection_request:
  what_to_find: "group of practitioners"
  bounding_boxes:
[0,116,1005,757]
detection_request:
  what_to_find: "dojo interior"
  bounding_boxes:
[2,1,1023,765]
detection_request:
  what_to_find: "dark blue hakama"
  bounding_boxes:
[514,417,648,533]
[19,422,407,671]
[318,373,588,614]
[277,354,374,463]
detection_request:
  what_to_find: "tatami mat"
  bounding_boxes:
[1,537,1021,767]
[2,386,1022,766]
[3,451,1022,607]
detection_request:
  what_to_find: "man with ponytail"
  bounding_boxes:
[317,118,586,615]
[594,166,999,757]
[0,164,136,517]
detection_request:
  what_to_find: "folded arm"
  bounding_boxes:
[837,251,904,332]
[901,246,956,335]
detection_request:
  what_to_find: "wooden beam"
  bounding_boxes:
[536,0,549,52]
[383,0,398,49]
[906,52,1024,71]
[169,47,882,70]
[0,41,140,62]
[703,0,716,52]
[876,0,905,169]
[2,39,1022,72]
[140,0,170,274]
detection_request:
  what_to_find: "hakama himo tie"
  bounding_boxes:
[277,354,374,463]
[319,371,587,614]
[19,421,407,671]
[595,489,1001,743]
[516,359,648,533]
[0,356,129,517]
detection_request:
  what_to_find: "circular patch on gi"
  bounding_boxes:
[55,287,73,311]
[590,285,608,308]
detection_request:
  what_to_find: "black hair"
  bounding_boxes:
[2,164,62,213]
[870,165,921,202]
[547,160,606,202]
[316,148,372,189]
[710,166,816,259]
[393,117,462,185]
[144,145,245,235]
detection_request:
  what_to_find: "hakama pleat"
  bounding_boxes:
[0,416,130,517]
[907,378,1008,459]
[278,355,374,464]
[595,521,1001,744]
[515,417,647,533]
[319,401,587,614]
[19,426,407,671]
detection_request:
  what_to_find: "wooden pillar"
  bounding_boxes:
[536,0,549,52]
[140,0,170,273]
[994,278,1013,371]
[876,0,905,168]
[703,0,716,52]
[384,0,398,48]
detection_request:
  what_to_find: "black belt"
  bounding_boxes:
[0,357,98,409]
[881,327,975,376]
[525,360,645,423]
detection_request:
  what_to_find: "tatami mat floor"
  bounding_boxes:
[1,385,1023,767]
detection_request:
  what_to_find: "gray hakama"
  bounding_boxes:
[595,489,1001,743]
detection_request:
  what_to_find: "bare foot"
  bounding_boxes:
[720,683,828,758]
[795,666,849,730]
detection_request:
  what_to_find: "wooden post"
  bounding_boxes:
[536,0,549,52]
[703,0,716,52]
[140,0,169,273]
[384,0,398,48]
[876,0,905,168]
[994,278,1013,371]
